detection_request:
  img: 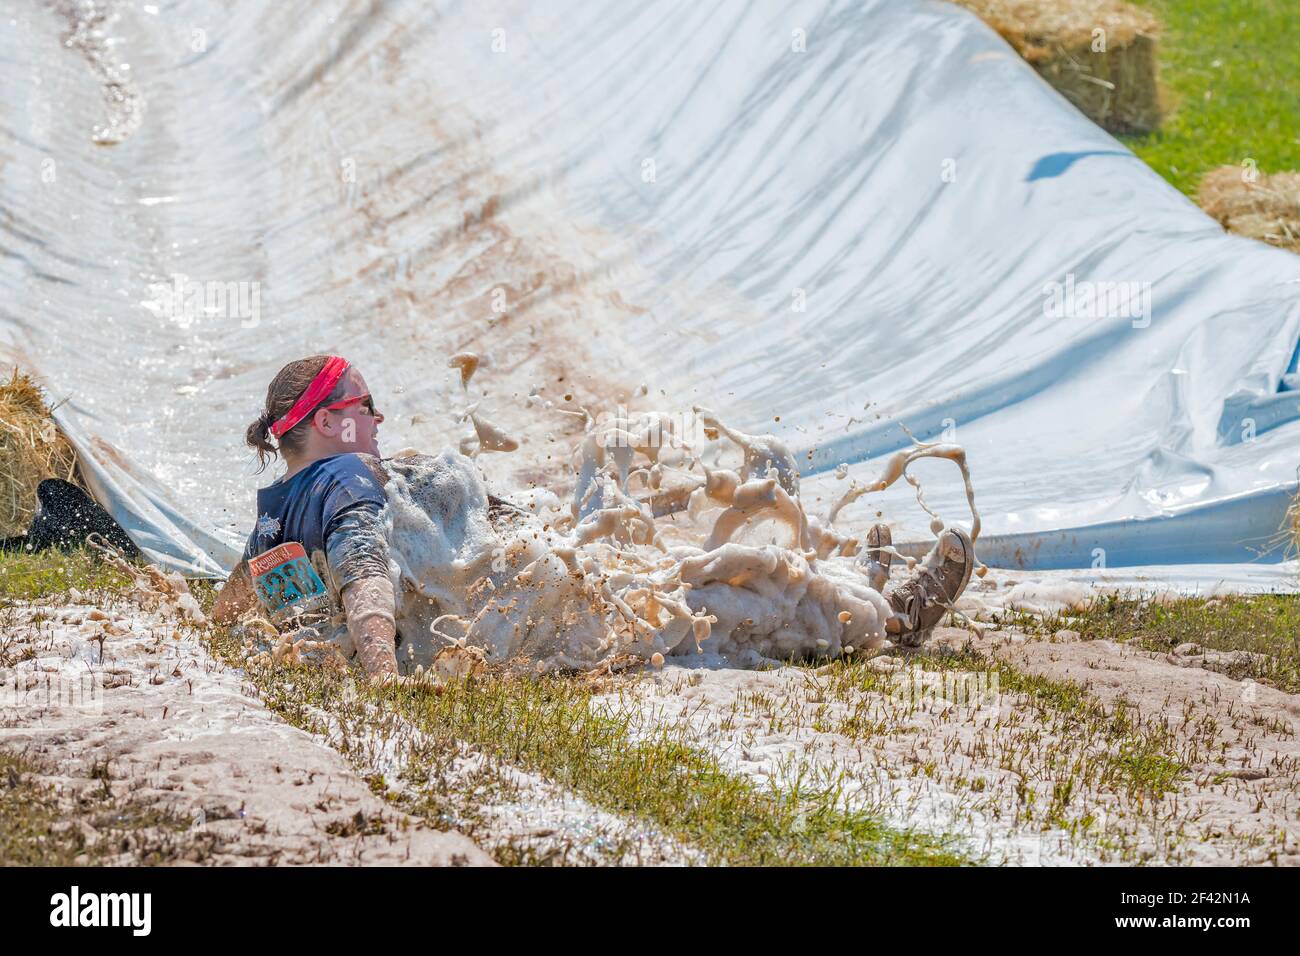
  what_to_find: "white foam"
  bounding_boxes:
[380,408,970,672]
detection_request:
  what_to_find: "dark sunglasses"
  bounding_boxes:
[324,392,379,416]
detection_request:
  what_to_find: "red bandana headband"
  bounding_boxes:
[269,356,351,439]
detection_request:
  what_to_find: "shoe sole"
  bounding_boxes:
[944,527,975,603]
[865,523,892,574]
[915,527,975,631]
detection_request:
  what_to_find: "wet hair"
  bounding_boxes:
[245,355,349,472]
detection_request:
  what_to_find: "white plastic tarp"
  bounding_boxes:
[1,0,1297,581]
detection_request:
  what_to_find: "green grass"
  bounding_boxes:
[809,648,1191,847]
[0,548,137,667]
[7,547,1288,864]
[206,625,970,866]
[0,550,218,864]
[802,645,1297,861]
[0,750,211,865]
[0,751,91,866]
[1023,592,1300,693]
[0,547,133,603]
[1122,0,1300,195]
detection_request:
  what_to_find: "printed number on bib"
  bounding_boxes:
[249,541,330,621]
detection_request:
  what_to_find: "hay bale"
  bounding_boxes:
[1198,165,1300,254]
[955,0,1162,133]
[0,369,81,537]
[1284,493,1300,561]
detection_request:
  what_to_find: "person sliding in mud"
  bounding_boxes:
[212,354,976,678]
[211,355,403,680]
[862,521,974,648]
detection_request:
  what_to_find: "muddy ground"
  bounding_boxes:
[3,573,1296,866]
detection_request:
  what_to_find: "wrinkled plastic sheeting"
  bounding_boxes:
[0,0,1297,579]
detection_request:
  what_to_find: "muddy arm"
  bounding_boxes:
[342,576,399,678]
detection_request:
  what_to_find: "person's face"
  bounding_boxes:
[311,367,384,456]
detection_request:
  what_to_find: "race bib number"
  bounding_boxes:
[249,541,331,621]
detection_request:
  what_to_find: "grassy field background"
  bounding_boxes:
[1123,0,1299,195]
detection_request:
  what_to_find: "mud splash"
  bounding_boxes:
[379,406,983,673]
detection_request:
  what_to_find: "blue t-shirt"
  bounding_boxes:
[243,454,388,592]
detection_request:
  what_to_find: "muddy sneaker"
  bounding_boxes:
[858,522,892,591]
[886,526,974,647]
